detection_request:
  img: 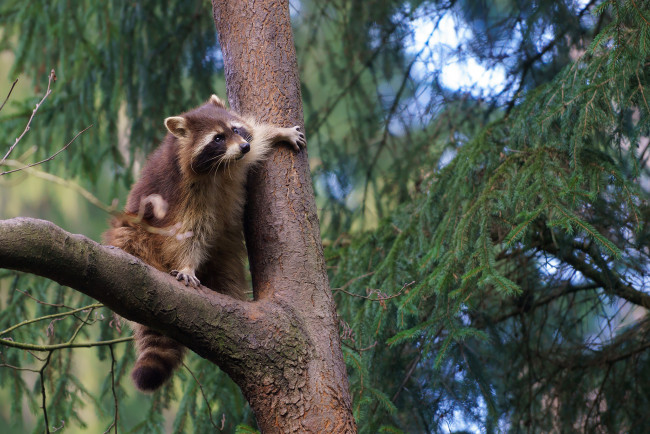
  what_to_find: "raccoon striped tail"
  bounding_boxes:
[131,324,185,392]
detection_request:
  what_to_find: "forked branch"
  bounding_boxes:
[0,217,306,381]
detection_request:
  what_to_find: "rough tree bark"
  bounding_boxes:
[211,0,356,431]
[212,0,355,432]
[0,1,356,433]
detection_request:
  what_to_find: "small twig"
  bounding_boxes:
[0,363,41,373]
[0,124,92,176]
[15,288,76,310]
[183,362,221,431]
[0,303,103,337]
[0,160,118,212]
[1,69,56,166]
[0,161,188,239]
[40,351,53,434]
[65,306,97,345]
[27,350,48,362]
[334,280,415,302]
[342,340,378,353]
[0,78,18,113]
[630,0,650,27]
[334,272,374,293]
[0,336,133,352]
[103,345,119,434]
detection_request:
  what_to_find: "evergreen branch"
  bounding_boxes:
[630,0,650,27]
[1,69,56,166]
[333,272,375,293]
[461,265,486,283]
[335,280,413,302]
[542,240,650,309]
[0,124,93,176]
[0,160,118,213]
[391,350,423,403]
[548,319,650,369]
[636,70,649,113]
[0,303,104,337]
[361,20,438,213]
[40,351,53,434]
[504,0,600,114]
[0,362,40,372]
[0,336,133,351]
[552,204,621,258]
[0,78,18,113]
[14,288,76,309]
[0,163,184,238]
[345,341,378,353]
[387,318,439,347]
[590,339,650,366]
[183,362,220,431]
[304,4,437,135]
[66,305,98,345]
[475,282,600,327]
[584,362,612,427]
[103,345,118,434]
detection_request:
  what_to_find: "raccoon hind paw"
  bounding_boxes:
[170,269,201,287]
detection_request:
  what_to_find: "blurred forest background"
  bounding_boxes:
[1,0,649,432]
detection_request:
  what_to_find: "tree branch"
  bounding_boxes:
[541,241,650,309]
[0,78,18,113]
[0,217,306,381]
[1,124,92,176]
[1,70,56,166]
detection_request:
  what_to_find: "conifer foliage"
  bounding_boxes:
[328,1,650,431]
[0,0,649,432]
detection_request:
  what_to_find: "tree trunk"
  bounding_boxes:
[0,1,356,432]
[212,1,356,432]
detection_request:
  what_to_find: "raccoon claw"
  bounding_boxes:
[170,270,201,288]
[289,125,306,151]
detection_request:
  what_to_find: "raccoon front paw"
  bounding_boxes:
[170,269,201,288]
[286,125,306,151]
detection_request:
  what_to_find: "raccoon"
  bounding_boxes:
[104,95,305,392]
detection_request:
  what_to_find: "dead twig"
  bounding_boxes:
[183,362,221,431]
[0,124,93,176]
[15,288,76,310]
[0,78,19,113]
[1,69,56,166]
[335,280,415,302]
[103,345,119,434]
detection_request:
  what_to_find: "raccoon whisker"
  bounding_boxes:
[227,159,234,180]
[214,159,223,177]
[214,156,226,175]
[210,159,220,177]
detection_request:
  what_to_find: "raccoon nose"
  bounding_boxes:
[239,142,250,154]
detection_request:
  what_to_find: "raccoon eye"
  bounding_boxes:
[213,134,225,144]
[232,127,240,135]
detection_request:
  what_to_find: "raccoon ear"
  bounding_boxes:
[210,94,227,108]
[164,116,188,138]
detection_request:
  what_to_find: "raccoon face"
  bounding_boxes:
[192,126,251,173]
[164,115,252,175]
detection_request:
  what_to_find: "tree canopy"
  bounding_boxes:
[1,0,649,432]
